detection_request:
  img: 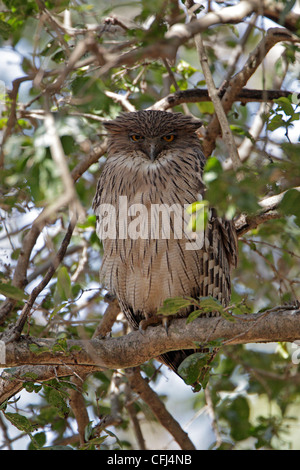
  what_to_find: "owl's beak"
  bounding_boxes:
[148,142,159,161]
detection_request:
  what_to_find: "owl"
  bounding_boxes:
[93,110,237,385]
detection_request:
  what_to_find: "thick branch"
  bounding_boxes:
[1,308,300,372]
[150,88,295,111]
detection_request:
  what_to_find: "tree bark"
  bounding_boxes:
[1,307,299,372]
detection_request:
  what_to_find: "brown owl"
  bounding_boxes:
[93,110,237,386]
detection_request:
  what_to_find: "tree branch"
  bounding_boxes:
[194,31,241,170]
[1,217,77,342]
[150,88,296,111]
[126,367,196,450]
[234,187,300,236]
[69,374,90,446]
[0,138,107,325]
[96,0,262,74]
[43,108,85,223]
[166,0,260,45]
[0,364,98,405]
[0,76,33,168]
[203,27,298,157]
[1,307,299,374]
[263,0,300,32]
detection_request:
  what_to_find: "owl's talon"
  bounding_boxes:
[162,317,170,336]
[138,315,170,334]
[138,320,147,335]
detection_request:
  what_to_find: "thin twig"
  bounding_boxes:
[92,294,121,339]
[204,386,222,448]
[43,106,85,223]
[125,383,147,450]
[1,216,77,343]
[194,31,241,169]
[203,27,297,158]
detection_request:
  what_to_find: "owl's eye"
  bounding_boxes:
[130,134,144,142]
[162,134,175,142]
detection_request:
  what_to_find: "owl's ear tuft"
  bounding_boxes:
[187,120,203,132]
[102,114,129,134]
[102,120,120,133]
[173,114,202,132]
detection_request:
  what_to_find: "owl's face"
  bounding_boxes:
[126,131,178,161]
[103,110,202,162]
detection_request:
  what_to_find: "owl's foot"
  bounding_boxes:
[139,315,170,335]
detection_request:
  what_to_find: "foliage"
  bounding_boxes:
[0,0,300,451]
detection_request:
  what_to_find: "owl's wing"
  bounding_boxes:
[216,214,238,270]
[159,212,238,386]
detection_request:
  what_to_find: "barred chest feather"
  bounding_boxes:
[94,150,236,321]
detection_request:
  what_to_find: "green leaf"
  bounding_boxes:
[274,97,295,116]
[48,388,69,418]
[280,189,300,226]
[197,101,215,115]
[29,343,50,355]
[186,309,204,324]
[23,382,43,393]
[186,200,207,214]
[230,125,255,143]
[227,396,251,441]
[52,337,68,353]
[276,342,289,359]
[199,296,223,310]
[0,19,13,39]
[203,157,223,183]
[220,309,236,322]
[4,412,36,434]
[49,302,68,320]
[157,297,193,316]
[186,201,209,232]
[278,0,296,25]
[56,266,72,301]
[198,296,225,316]
[267,114,285,131]
[177,352,209,389]
[69,344,82,353]
[105,429,123,449]
[28,432,46,450]
[0,282,28,301]
[84,421,94,441]
[78,214,96,229]
[187,297,235,323]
